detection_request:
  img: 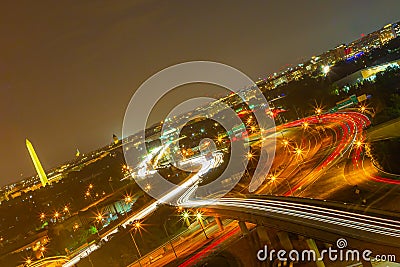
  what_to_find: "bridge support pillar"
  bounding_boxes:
[277,231,293,251]
[238,221,249,235]
[256,226,272,246]
[306,238,325,267]
[215,217,224,232]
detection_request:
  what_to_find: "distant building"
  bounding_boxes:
[393,23,400,38]
[256,21,400,88]
[379,24,396,45]
[318,44,346,66]
[334,59,400,88]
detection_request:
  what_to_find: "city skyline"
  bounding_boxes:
[0,3,399,264]
[1,1,400,186]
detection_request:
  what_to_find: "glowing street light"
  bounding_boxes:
[182,211,190,227]
[359,106,367,113]
[26,257,32,265]
[96,213,103,222]
[196,212,208,239]
[302,121,309,129]
[133,221,142,230]
[40,213,46,221]
[355,140,363,148]
[282,139,289,147]
[315,108,322,115]
[247,152,253,160]
[124,195,133,204]
[129,221,143,264]
[88,184,93,190]
[295,147,303,156]
[73,223,79,231]
[322,65,330,75]
[63,206,70,215]
[54,211,60,222]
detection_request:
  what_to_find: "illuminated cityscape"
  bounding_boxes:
[0,2,400,267]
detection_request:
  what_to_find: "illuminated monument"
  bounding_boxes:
[26,139,49,187]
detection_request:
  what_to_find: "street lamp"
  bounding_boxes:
[355,140,363,148]
[73,223,79,231]
[124,195,132,204]
[63,206,70,216]
[182,211,190,227]
[96,213,103,223]
[282,139,289,147]
[54,211,60,222]
[163,218,178,258]
[129,221,143,266]
[295,147,303,156]
[25,257,32,265]
[359,106,366,113]
[196,212,209,239]
[40,213,46,221]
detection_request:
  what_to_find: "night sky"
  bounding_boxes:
[1,1,399,186]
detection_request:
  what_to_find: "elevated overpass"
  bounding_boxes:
[196,195,400,259]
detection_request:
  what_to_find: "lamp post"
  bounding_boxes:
[124,194,133,215]
[196,212,209,239]
[163,218,178,258]
[63,206,70,216]
[54,211,60,223]
[182,211,190,227]
[130,221,143,267]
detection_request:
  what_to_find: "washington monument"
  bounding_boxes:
[26,139,49,187]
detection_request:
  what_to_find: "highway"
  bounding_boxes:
[175,111,400,263]
[63,111,400,266]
